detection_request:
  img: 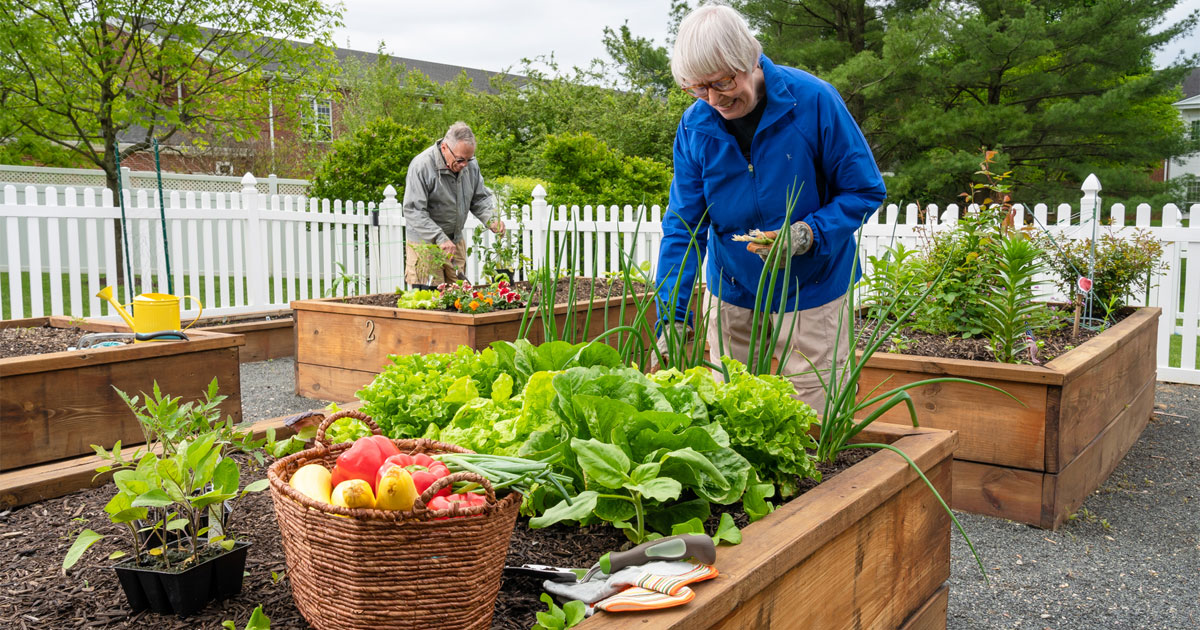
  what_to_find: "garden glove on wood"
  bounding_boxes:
[745,220,813,268]
[542,561,717,606]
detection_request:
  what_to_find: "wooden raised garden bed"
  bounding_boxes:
[196,310,294,363]
[0,317,242,472]
[582,423,957,630]
[292,293,653,402]
[857,307,1159,529]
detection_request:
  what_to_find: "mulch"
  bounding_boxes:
[0,451,868,629]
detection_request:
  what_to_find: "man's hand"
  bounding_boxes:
[488,219,506,236]
[439,240,457,257]
[745,221,813,268]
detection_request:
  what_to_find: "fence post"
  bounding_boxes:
[1079,174,1102,320]
[268,174,278,196]
[530,184,549,270]
[374,185,397,292]
[120,166,132,198]
[241,173,269,309]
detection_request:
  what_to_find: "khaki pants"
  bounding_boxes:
[405,240,466,287]
[703,292,850,411]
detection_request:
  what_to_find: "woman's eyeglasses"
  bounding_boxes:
[681,74,737,98]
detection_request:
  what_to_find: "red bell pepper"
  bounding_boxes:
[330,435,401,492]
[375,452,451,499]
[428,492,488,518]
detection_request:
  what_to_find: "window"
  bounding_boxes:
[1191,120,1200,142]
[215,161,233,176]
[1187,177,1200,205]
[301,97,332,142]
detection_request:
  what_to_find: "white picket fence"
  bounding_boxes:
[1,173,1196,383]
[0,164,309,205]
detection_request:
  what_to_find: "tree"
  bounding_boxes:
[309,118,430,203]
[733,0,1198,202]
[0,0,342,193]
[600,21,674,96]
[879,0,1198,203]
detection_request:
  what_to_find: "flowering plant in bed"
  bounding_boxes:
[393,280,525,313]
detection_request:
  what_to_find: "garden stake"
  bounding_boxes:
[152,138,174,294]
[113,145,135,306]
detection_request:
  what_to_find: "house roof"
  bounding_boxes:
[1184,67,1200,100]
[332,47,525,94]
[1175,93,1200,110]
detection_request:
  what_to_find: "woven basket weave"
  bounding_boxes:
[267,410,522,630]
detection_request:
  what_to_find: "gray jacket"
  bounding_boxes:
[402,141,494,244]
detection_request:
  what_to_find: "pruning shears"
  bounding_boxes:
[503,564,587,583]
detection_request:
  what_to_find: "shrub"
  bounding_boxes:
[309,119,430,203]
[539,132,670,207]
[1040,229,1167,312]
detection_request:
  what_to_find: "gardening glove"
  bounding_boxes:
[542,561,715,606]
[745,220,813,268]
[649,321,691,370]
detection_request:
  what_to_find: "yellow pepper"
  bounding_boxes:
[375,465,419,511]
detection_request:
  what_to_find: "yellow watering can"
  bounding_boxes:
[96,286,203,342]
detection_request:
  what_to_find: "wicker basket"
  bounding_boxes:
[267,410,522,630]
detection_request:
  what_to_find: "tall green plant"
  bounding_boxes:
[980,234,1050,363]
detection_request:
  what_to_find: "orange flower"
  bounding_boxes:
[485,297,493,305]
[469,300,480,311]
[454,298,462,310]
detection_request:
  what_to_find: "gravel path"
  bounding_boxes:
[240,360,1200,628]
[239,358,330,423]
[947,382,1200,629]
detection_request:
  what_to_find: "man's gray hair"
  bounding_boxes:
[443,121,476,147]
[670,3,762,88]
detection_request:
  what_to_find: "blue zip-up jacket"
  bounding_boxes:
[656,55,885,326]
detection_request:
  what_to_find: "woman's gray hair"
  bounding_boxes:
[670,3,762,87]
[443,121,476,147]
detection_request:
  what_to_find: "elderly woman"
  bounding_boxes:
[653,3,886,409]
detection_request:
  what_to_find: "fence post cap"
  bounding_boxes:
[1081,174,1101,193]
[532,184,547,198]
[383,184,397,198]
[241,172,258,186]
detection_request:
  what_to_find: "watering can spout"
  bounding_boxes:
[96,286,136,330]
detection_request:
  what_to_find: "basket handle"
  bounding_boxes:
[315,410,382,448]
[412,471,499,515]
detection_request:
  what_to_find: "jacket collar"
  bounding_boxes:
[684,54,797,139]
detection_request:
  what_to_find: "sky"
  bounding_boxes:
[331,0,676,74]
[330,0,1197,74]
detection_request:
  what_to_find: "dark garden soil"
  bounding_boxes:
[0,324,89,359]
[341,277,651,311]
[855,306,1131,363]
[0,450,869,629]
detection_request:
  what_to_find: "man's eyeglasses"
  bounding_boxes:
[444,142,473,166]
[681,74,737,98]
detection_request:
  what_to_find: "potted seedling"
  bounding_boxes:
[62,379,268,616]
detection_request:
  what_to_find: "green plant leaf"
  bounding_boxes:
[245,604,271,630]
[131,489,174,508]
[670,517,706,536]
[628,477,682,502]
[529,491,599,528]
[563,600,586,626]
[62,529,104,572]
[242,478,270,494]
[629,462,662,484]
[713,513,741,545]
[571,439,630,489]
[166,518,190,531]
[213,457,239,495]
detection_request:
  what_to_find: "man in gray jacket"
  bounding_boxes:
[403,121,504,287]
